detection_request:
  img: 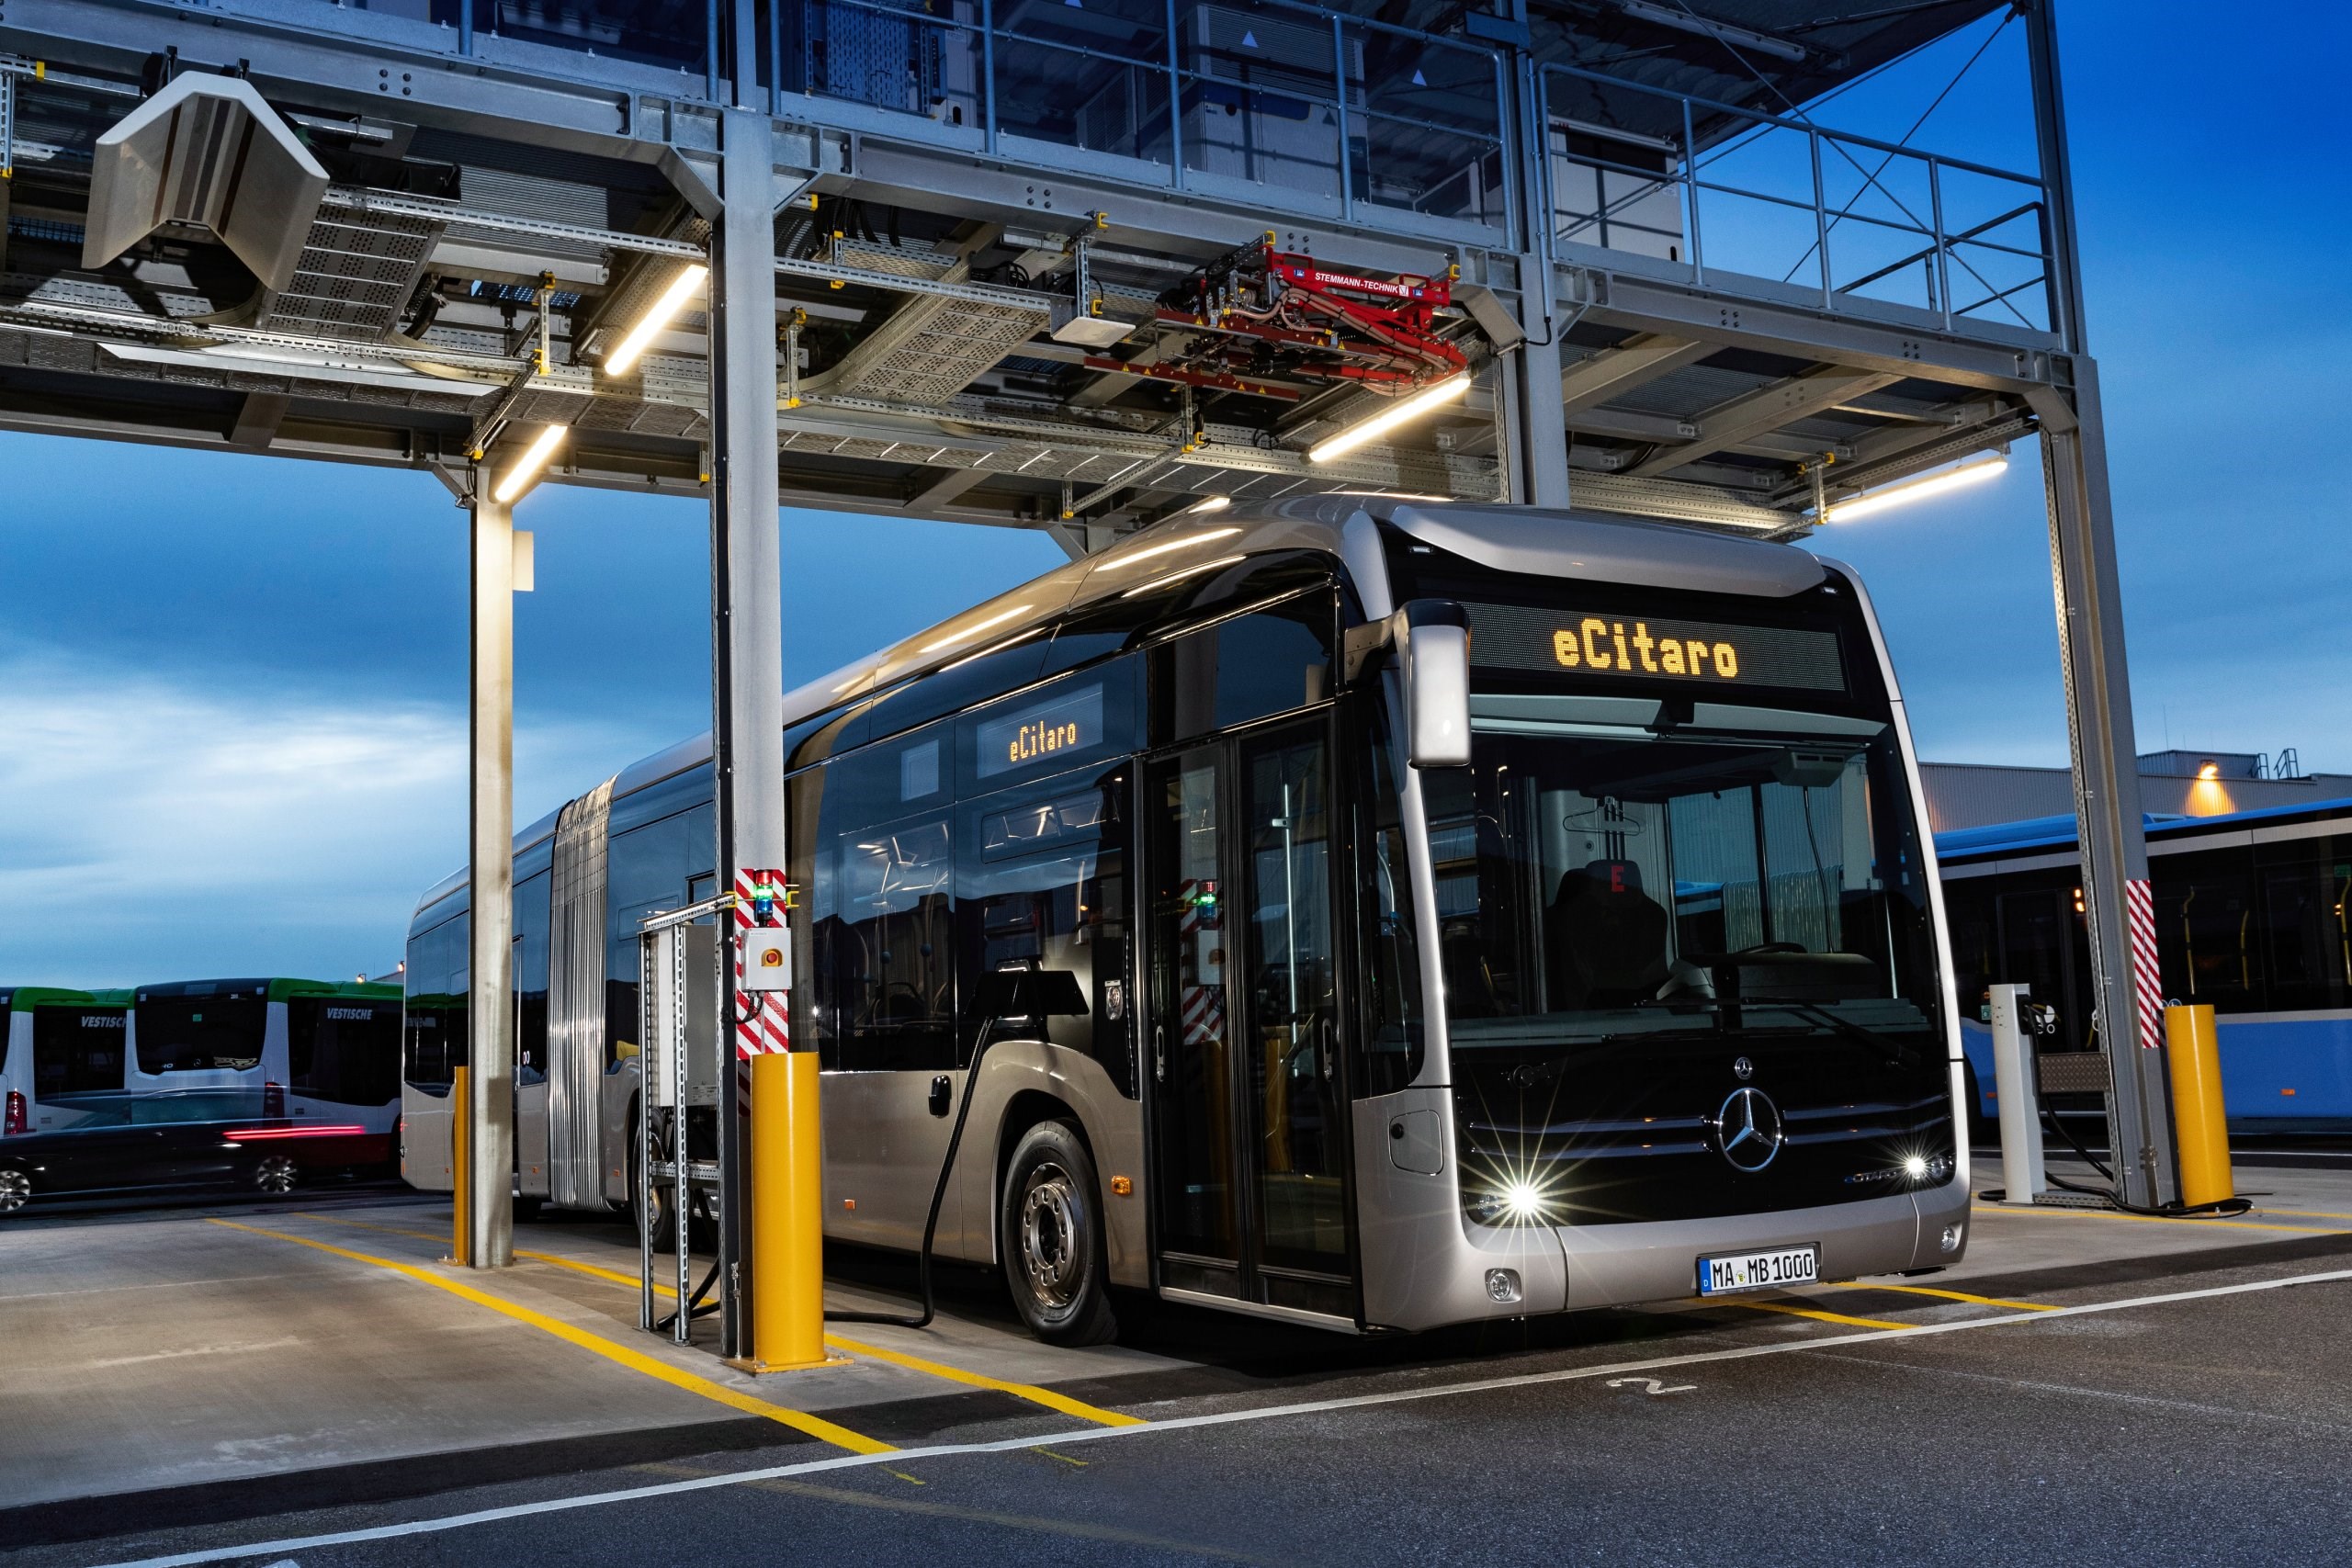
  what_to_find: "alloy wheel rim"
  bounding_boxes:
[1019,1163,1081,1310]
[257,1156,297,1194]
[0,1169,27,1212]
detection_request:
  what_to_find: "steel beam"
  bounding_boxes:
[465,463,516,1271]
[1558,334,1713,415]
[709,106,785,1361]
[1573,268,2056,393]
[2034,365,2174,1207]
[1627,366,1896,478]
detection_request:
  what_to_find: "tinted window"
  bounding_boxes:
[33,1005,127,1097]
[959,767,1135,1094]
[404,914,469,1089]
[515,869,551,1081]
[958,667,1137,793]
[829,812,956,1072]
[1352,678,1424,1095]
[2248,849,2352,1012]
[606,800,715,1068]
[1149,591,1336,745]
[2155,848,2256,1006]
[288,998,401,1106]
[862,633,1052,748]
[135,990,267,1074]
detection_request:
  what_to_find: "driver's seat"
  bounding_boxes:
[1547,860,1672,1007]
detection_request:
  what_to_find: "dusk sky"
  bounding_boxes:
[3,1,2344,986]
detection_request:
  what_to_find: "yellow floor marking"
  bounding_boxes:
[207,1219,893,1455]
[884,1469,928,1486]
[1708,1296,1913,1332]
[396,1231,1146,1431]
[2251,1209,2352,1222]
[1819,1280,2059,1312]
[1032,1447,1090,1467]
[821,1332,1143,1428]
[1971,1202,2348,1235]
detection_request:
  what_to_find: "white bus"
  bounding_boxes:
[401,498,1969,1342]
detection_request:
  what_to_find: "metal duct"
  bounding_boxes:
[81,74,329,293]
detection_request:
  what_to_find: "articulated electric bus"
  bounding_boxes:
[401,498,1968,1342]
[1940,798,2352,1134]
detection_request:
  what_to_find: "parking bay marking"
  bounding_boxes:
[204,1219,893,1457]
[95,1262,2352,1568]
[294,1211,1146,1429]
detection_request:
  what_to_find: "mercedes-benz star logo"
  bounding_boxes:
[1732,1055,1755,1081]
[1714,1087,1784,1173]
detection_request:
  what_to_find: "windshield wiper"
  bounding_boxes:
[1738,998,1930,1069]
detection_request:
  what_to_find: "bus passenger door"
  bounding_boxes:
[515,934,550,1198]
[1147,717,1355,1320]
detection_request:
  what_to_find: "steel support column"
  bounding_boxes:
[2027,0,2173,1205]
[2040,362,2174,1208]
[465,470,517,1269]
[710,106,785,1359]
[1508,32,1571,508]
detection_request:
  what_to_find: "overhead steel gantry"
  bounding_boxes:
[0,0,2178,1349]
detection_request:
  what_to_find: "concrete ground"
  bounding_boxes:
[5,1156,2351,1566]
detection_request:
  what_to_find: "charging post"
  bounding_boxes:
[1988,983,2045,1205]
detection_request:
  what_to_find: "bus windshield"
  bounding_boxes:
[135,987,268,1074]
[1422,694,1942,1054]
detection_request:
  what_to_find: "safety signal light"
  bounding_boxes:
[604,263,710,377]
[4,1089,26,1136]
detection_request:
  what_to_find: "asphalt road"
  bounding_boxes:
[16,1236,2352,1568]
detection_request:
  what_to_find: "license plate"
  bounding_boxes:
[1697,1245,1818,1295]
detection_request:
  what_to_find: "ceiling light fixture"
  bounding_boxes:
[492,423,569,504]
[1307,376,1471,465]
[1826,454,2008,523]
[603,263,709,377]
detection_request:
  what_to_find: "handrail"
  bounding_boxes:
[1540,58,2046,191]
[1837,199,2043,295]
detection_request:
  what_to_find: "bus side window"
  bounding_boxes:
[957,769,1133,1095]
[1148,589,1336,746]
[2155,848,2256,1008]
[403,913,468,1092]
[2254,851,2352,1012]
[835,814,956,1073]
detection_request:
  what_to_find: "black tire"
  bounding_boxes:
[1000,1120,1117,1347]
[630,1109,677,1254]
[0,1166,30,1215]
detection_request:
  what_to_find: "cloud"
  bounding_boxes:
[0,642,639,987]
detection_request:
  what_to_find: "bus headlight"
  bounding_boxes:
[1468,1179,1556,1226]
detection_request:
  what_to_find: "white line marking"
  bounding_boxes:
[1603,1377,1695,1395]
[85,1337,302,1371]
[89,1265,2352,1568]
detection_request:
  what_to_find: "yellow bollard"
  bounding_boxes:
[2165,1004,2233,1209]
[750,1050,828,1371]
[449,1065,470,1266]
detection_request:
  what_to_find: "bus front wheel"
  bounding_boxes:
[1000,1121,1117,1348]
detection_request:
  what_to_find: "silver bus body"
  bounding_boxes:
[401,499,1969,1333]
